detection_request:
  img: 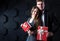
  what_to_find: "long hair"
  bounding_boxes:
[31,6,42,19]
[31,6,42,26]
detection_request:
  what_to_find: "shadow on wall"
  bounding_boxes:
[0,0,36,41]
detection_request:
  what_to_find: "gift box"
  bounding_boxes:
[21,22,31,32]
[37,26,48,41]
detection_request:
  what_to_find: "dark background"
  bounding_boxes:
[0,0,60,41]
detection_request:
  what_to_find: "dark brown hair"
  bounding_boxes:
[31,6,42,26]
[31,6,42,19]
[36,0,44,2]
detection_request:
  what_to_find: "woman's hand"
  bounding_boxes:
[27,30,34,36]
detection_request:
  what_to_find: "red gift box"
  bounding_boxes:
[37,26,48,41]
[21,22,31,32]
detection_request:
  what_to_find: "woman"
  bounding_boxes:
[21,6,42,41]
[21,6,49,41]
[26,6,42,41]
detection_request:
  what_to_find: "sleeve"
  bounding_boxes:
[20,18,35,32]
[48,11,54,33]
[27,18,34,27]
[27,18,37,31]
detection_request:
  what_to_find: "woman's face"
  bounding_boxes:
[31,8,38,19]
